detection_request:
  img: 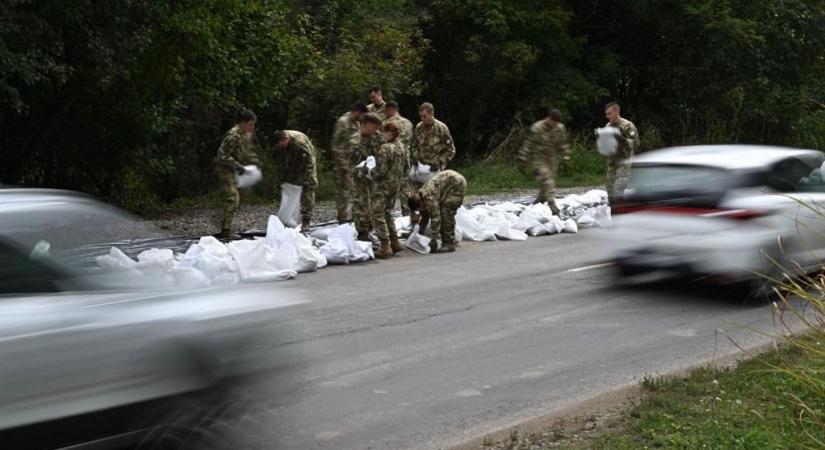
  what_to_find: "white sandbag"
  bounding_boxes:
[97,247,138,271]
[137,248,175,269]
[577,214,596,228]
[409,162,436,184]
[170,266,211,289]
[320,224,374,264]
[278,183,303,228]
[456,206,497,241]
[394,216,413,236]
[310,225,336,241]
[405,226,432,254]
[595,127,620,156]
[236,165,263,188]
[592,205,613,228]
[563,219,579,234]
[179,237,238,283]
[489,202,526,214]
[481,213,528,241]
[295,232,328,271]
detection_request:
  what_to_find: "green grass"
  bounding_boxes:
[461,149,606,196]
[544,345,825,450]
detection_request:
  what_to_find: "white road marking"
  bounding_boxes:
[565,262,614,273]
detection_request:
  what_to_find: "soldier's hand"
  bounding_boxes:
[236,165,247,175]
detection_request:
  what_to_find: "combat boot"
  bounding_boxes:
[357,231,370,242]
[441,242,457,253]
[377,239,393,259]
[301,219,311,234]
[215,228,241,241]
[389,234,404,254]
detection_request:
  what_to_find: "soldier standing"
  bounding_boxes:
[604,102,639,204]
[331,102,368,223]
[384,101,414,215]
[355,122,406,258]
[349,113,386,240]
[411,102,456,224]
[367,86,387,121]
[408,169,467,254]
[273,130,318,232]
[517,108,571,216]
[214,110,260,240]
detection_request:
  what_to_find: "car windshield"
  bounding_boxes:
[626,165,730,206]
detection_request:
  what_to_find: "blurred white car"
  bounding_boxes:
[0,189,304,449]
[608,145,825,301]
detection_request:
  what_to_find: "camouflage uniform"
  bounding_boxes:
[349,131,386,235]
[605,118,639,201]
[331,113,360,222]
[518,120,570,212]
[412,119,456,171]
[418,170,466,247]
[214,125,260,233]
[367,101,387,121]
[356,139,407,240]
[274,130,317,226]
[384,114,414,214]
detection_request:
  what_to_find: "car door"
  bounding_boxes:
[768,157,825,266]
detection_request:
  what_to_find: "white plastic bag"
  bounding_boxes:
[366,156,376,170]
[563,219,579,234]
[409,162,436,184]
[278,183,303,228]
[595,127,620,156]
[236,165,263,188]
[456,207,497,241]
[97,247,138,272]
[170,266,212,289]
[405,226,432,254]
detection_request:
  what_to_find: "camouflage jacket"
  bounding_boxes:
[419,170,467,237]
[332,113,359,155]
[606,118,639,161]
[348,131,385,167]
[384,115,414,152]
[366,140,407,192]
[214,125,261,172]
[367,101,387,121]
[412,119,456,169]
[274,130,317,188]
[518,120,570,169]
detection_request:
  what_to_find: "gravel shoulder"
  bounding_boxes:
[150,186,603,237]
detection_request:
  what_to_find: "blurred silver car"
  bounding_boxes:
[0,189,303,449]
[607,145,825,301]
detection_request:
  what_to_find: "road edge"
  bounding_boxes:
[444,339,778,450]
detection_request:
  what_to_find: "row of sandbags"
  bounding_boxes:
[96,190,612,286]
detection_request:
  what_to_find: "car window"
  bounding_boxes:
[769,158,816,193]
[0,239,62,295]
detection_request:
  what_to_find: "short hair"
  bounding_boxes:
[605,102,621,112]
[548,108,563,122]
[369,86,382,94]
[237,110,257,123]
[273,130,288,142]
[351,102,368,113]
[361,112,382,125]
[386,100,399,109]
[407,194,421,212]
[384,122,400,135]
[419,102,435,113]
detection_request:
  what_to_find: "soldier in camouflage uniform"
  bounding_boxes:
[367,86,387,121]
[349,113,386,240]
[517,108,571,216]
[273,130,318,232]
[354,122,407,258]
[214,110,261,239]
[384,101,414,216]
[410,102,456,224]
[604,102,639,204]
[331,102,368,223]
[408,169,467,254]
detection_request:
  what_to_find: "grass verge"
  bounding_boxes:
[486,343,825,449]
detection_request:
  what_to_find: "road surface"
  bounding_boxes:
[249,230,785,449]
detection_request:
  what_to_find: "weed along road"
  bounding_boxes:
[251,230,784,450]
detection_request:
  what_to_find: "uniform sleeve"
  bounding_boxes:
[619,123,639,157]
[440,124,456,168]
[332,119,349,153]
[411,125,420,164]
[368,144,392,181]
[216,133,243,169]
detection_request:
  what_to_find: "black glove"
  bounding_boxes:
[430,163,441,172]
[235,164,246,175]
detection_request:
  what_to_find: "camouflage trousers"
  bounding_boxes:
[533,161,559,212]
[371,183,401,240]
[605,159,631,204]
[352,175,373,235]
[397,156,411,215]
[420,200,462,246]
[216,167,239,232]
[332,148,353,222]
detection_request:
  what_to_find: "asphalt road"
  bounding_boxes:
[250,230,786,450]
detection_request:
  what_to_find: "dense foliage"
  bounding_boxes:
[2,0,824,209]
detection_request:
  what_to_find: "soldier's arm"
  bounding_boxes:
[425,193,441,238]
[368,145,392,181]
[303,144,318,188]
[441,124,456,168]
[216,134,243,169]
[411,126,420,164]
